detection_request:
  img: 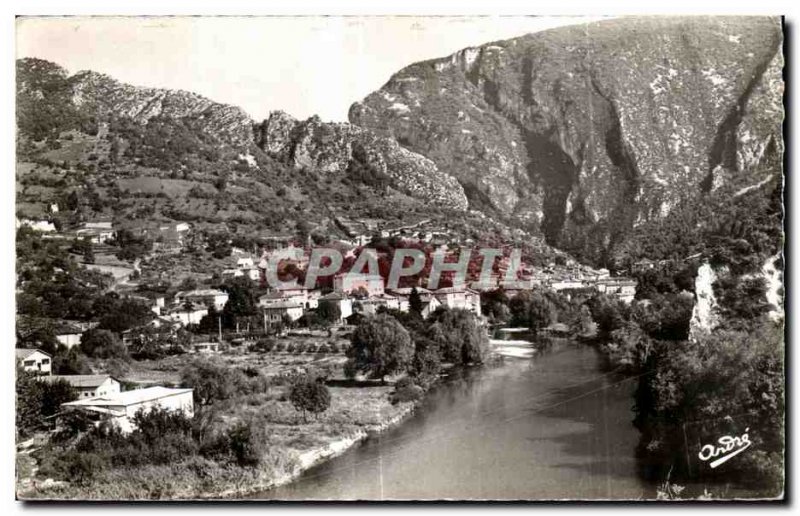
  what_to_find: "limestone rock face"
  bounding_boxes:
[689,262,721,340]
[349,16,783,261]
[70,70,255,147]
[255,112,469,211]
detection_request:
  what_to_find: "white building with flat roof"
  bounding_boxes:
[61,386,194,433]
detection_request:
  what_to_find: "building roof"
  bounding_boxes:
[62,386,193,409]
[320,292,350,301]
[184,289,228,298]
[42,375,119,388]
[262,301,304,310]
[433,286,481,295]
[598,277,638,286]
[388,287,431,296]
[16,348,51,360]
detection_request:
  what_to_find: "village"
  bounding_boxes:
[16,210,639,438]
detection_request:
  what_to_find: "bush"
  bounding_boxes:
[79,329,128,359]
[226,421,267,467]
[391,377,424,404]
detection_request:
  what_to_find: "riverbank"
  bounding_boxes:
[17,376,426,500]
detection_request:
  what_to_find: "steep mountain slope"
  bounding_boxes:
[14,59,481,248]
[349,16,784,263]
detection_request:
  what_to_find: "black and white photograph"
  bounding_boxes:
[9,7,788,503]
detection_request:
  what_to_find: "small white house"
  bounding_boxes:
[16,349,52,376]
[333,273,385,297]
[56,331,82,349]
[263,301,305,323]
[176,289,229,311]
[169,304,209,326]
[433,286,482,316]
[61,386,195,433]
[42,375,121,399]
[237,257,255,269]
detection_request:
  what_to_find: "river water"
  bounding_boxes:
[255,339,658,500]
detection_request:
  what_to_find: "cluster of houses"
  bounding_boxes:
[16,351,194,434]
[258,273,483,326]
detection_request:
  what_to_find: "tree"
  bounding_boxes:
[95,295,154,333]
[527,292,554,335]
[221,279,257,330]
[53,347,92,375]
[79,329,128,359]
[634,322,784,493]
[180,360,236,406]
[288,376,332,421]
[426,308,489,365]
[409,287,423,315]
[410,336,441,386]
[16,369,76,437]
[346,314,413,381]
[316,300,341,325]
[83,243,95,265]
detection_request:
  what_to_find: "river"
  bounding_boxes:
[255,339,657,500]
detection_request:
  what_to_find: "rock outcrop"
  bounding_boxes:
[349,16,783,260]
[255,112,469,211]
[70,70,255,147]
[689,262,721,340]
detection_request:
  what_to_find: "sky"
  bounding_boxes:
[16,16,602,122]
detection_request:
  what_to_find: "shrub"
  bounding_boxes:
[391,377,424,404]
[226,421,267,467]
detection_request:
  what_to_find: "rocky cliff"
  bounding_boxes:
[349,16,783,262]
[254,112,468,211]
[70,70,255,148]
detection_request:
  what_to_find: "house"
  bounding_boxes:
[55,329,82,349]
[352,293,401,316]
[168,304,209,326]
[333,273,385,297]
[549,278,585,291]
[61,386,194,433]
[237,257,255,269]
[16,349,52,376]
[318,292,353,322]
[42,375,121,399]
[418,295,442,318]
[433,286,482,316]
[175,289,229,311]
[596,278,638,304]
[76,221,115,244]
[388,287,433,313]
[259,286,316,309]
[193,342,220,354]
[262,301,305,323]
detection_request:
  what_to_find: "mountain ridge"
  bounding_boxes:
[349,16,783,263]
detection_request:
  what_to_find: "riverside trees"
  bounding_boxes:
[346,307,488,385]
[345,314,413,382]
